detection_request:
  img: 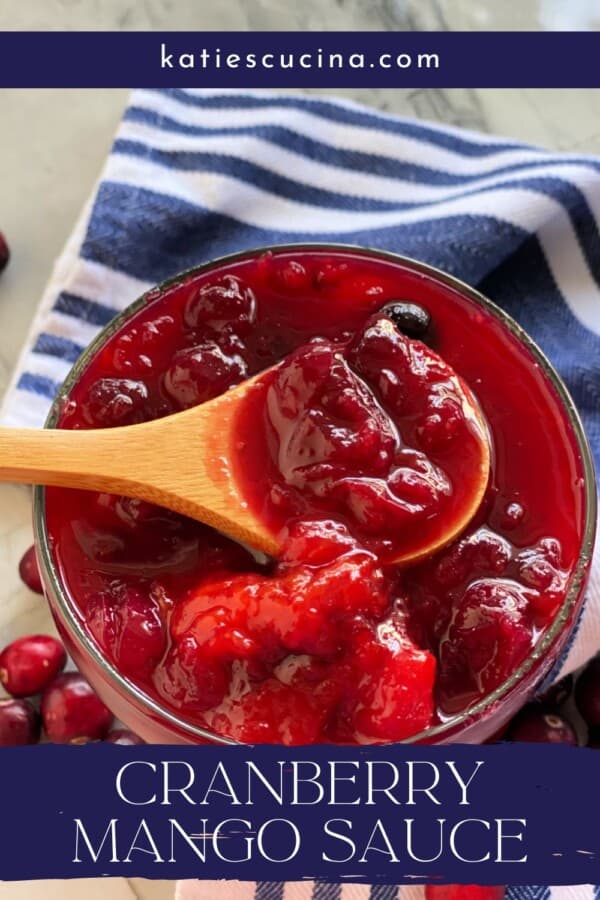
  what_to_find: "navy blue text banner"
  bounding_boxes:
[1,32,600,87]
[1,742,599,883]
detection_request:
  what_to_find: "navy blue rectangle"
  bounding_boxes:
[0,32,599,87]
[0,742,599,883]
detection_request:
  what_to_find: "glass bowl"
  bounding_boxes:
[33,244,597,745]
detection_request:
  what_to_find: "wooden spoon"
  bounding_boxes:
[0,369,490,564]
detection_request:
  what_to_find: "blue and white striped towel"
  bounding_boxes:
[174,883,597,900]
[1,89,600,898]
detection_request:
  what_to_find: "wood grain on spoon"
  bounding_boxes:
[0,369,490,564]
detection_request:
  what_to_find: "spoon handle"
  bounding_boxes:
[0,419,280,557]
[0,425,143,494]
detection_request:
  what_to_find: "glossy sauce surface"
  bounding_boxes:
[45,249,586,744]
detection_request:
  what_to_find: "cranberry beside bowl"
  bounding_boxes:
[32,245,597,745]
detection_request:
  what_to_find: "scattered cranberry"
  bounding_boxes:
[18,546,43,595]
[0,231,9,273]
[575,657,600,728]
[41,672,113,743]
[536,673,573,709]
[426,887,505,900]
[0,634,66,697]
[507,705,577,745]
[105,729,144,745]
[0,698,40,745]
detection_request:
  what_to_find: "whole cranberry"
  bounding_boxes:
[0,231,9,272]
[0,634,66,697]
[164,343,247,409]
[18,546,43,595]
[0,698,40,745]
[438,579,533,714]
[184,274,256,332]
[575,657,600,728]
[105,729,144,745]
[426,888,505,900]
[81,378,149,428]
[41,673,113,743]
[507,705,577,745]
[380,300,431,339]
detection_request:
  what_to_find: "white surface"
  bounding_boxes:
[1,2,600,898]
[0,880,177,900]
[0,880,137,900]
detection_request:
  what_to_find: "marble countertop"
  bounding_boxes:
[1,3,600,899]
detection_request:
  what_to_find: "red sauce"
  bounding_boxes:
[45,249,586,744]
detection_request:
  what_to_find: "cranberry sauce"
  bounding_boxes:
[45,249,586,745]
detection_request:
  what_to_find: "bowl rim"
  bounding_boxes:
[33,242,598,745]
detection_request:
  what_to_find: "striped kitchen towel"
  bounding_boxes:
[1,89,600,899]
[174,883,597,900]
